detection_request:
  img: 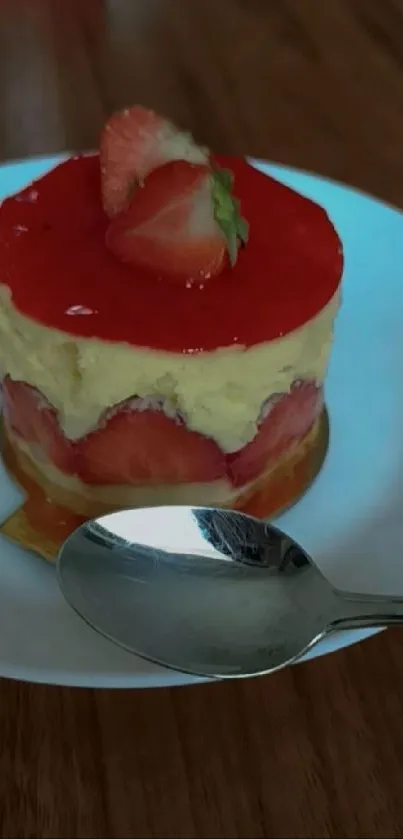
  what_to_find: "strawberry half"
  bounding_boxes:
[2,377,77,474]
[100,105,209,218]
[78,403,226,485]
[227,380,323,487]
[106,160,248,281]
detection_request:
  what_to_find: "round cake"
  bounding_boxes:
[0,106,343,544]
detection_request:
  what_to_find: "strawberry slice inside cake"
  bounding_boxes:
[0,104,342,535]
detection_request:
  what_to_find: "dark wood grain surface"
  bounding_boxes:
[0,0,403,836]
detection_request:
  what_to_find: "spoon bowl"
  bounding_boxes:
[57,506,403,679]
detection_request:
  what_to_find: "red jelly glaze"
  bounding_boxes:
[0,154,343,352]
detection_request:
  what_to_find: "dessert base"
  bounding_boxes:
[0,410,329,562]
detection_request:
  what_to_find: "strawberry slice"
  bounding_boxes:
[100,105,209,218]
[227,380,323,488]
[38,409,77,475]
[2,377,76,474]
[3,377,323,493]
[78,403,226,485]
[2,377,39,442]
[106,160,248,281]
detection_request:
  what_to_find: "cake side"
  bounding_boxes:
[0,286,339,450]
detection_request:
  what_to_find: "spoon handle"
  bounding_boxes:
[332,590,403,631]
[334,614,403,632]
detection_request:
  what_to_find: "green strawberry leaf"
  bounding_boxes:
[214,167,233,192]
[211,167,249,266]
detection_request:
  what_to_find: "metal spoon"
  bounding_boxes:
[57,505,403,680]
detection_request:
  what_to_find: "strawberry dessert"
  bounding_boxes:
[0,105,343,535]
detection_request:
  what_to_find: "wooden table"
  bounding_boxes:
[0,1,403,836]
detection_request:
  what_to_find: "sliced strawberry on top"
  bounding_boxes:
[227,380,323,488]
[2,377,77,474]
[100,105,209,218]
[78,403,226,485]
[106,160,248,281]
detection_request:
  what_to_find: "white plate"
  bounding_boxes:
[0,154,401,687]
